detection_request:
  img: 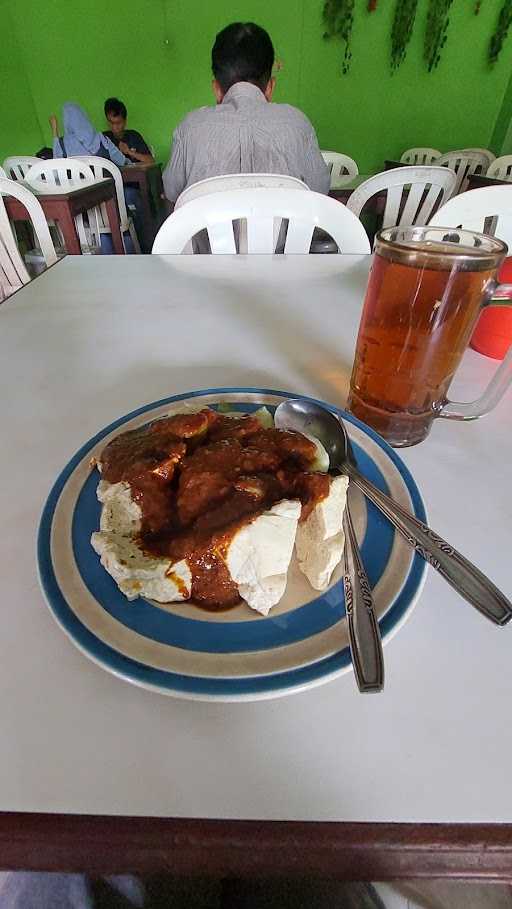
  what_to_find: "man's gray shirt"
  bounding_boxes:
[163,82,330,202]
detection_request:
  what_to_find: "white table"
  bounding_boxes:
[1,254,511,877]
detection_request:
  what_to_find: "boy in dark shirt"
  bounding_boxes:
[103,97,154,164]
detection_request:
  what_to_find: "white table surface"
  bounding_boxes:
[1,254,511,823]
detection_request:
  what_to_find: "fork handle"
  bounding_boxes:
[345,464,512,627]
[342,504,384,692]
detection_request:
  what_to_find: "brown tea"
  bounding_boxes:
[348,244,497,446]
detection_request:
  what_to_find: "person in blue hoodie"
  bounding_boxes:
[49,102,140,252]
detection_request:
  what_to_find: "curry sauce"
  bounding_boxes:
[100,409,329,608]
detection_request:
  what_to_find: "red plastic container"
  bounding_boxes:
[470,257,512,360]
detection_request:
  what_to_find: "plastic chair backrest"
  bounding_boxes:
[346,165,457,229]
[175,174,309,253]
[24,158,96,193]
[0,177,58,291]
[3,156,41,181]
[175,173,308,209]
[429,185,512,250]
[487,155,512,182]
[400,147,441,166]
[152,187,370,255]
[0,166,6,179]
[435,150,490,193]
[321,151,359,188]
[460,148,496,166]
[71,155,128,227]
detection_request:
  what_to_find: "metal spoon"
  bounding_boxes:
[276,405,385,692]
[341,501,385,692]
[275,399,512,627]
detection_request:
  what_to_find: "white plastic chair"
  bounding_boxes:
[0,177,58,297]
[4,157,65,248]
[72,155,140,253]
[3,156,41,181]
[321,151,359,188]
[24,158,101,252]
[175,173,309,253]
[347,166,456,229]
[175,173,309,209]
[435,150,491,194]
[24,158,98,192]
[460,148,496,167]
[486,155,512,182]
[429,185,512,249]
[0,166,6,179]
[400,147,441,166]
[152,188,370,255]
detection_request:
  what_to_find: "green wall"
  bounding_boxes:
[300,0,512,169]
[2,0,512,172]
[0,1,44,163]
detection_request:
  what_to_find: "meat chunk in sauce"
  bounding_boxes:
[206,413,264,443]
[98,408,329,608]
[150,411,210,440]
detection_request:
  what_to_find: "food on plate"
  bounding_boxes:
[91,406,349,614]
[295,474,349,590]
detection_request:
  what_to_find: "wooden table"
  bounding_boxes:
[121,163,165,252]
[4,178,124,256]
[467,173,510,191]
[1,255,512,878]
[384,159,408,170]
[381,164,508,195]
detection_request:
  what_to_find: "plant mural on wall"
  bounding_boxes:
[489,0,512,63]
[391,0,420,69]
[424,0,455,70]
[321,0,512,74]
[322,0,355,74]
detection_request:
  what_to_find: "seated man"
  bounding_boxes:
[104,97,154,164]
[163,21,330,203]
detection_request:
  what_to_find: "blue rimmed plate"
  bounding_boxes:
[38,388,427,701]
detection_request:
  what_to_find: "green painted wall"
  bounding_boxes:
[491,67,512,154]
[3,0,512,173]
[0,1,44,163]
[300,0,512,170]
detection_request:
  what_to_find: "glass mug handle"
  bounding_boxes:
[439,283,512,421]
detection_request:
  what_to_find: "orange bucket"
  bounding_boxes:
[470,257,512,360]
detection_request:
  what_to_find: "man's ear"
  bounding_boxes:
[264,77,276,101]
[212,79,224,103]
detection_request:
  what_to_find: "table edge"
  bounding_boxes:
[1,814,512,879]
[20,177,114,203]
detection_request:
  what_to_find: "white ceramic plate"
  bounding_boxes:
[38,388,427,700]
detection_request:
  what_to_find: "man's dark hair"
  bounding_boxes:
[212,23,274,93]
[104,97,127,119]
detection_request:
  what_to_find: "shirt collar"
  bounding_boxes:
[221,82,268,105]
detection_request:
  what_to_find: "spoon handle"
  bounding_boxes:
[342,501,384,692]
[345,465,512,627]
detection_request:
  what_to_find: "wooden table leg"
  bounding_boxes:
[105,196,125,255]
[148,169,166,238]
[134,178,153,252]
[54,206,82,255]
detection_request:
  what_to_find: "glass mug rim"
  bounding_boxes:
[376,225,508,266]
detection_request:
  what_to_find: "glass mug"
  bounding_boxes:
[348,226,512,447]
